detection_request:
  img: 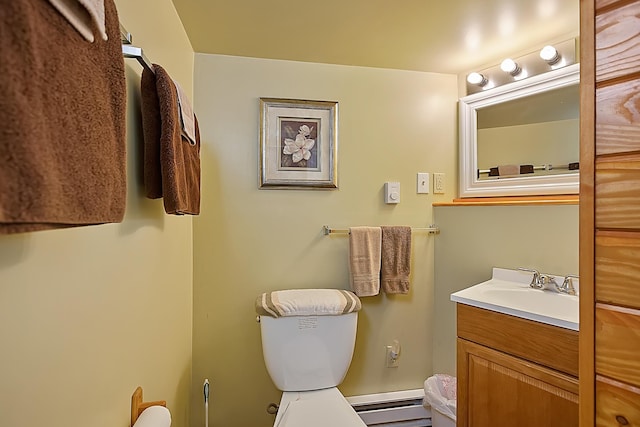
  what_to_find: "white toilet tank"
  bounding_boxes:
[256,289,361,392]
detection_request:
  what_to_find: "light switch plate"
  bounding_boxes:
[417,173,429,194]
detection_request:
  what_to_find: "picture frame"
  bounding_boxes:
[259,98,338,189]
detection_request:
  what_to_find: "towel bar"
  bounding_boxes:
[323,225,439,235]
[120,24,154,73]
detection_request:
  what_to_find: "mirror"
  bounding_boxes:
[459,63,580,198]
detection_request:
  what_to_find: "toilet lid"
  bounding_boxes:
[275,389,366,427]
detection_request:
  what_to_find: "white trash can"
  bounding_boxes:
[424,374,457,427]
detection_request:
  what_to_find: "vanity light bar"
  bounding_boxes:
[465,38,576,95]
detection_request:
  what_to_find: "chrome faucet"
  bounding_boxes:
[557,274,578,295]
[518,267,543,289]
[518,267,558,290]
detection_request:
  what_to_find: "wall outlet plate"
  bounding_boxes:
[385,345,399,368]
[433,173,445,194]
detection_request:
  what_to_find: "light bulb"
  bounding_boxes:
[540,45,560,64]
[467,72,487,86]
[500,58,521,76]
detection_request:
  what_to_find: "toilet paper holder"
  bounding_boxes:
[131,386,167,427]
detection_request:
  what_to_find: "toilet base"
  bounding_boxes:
[274,387,366,427]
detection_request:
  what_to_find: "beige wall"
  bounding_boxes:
[191,54,458,427]
[0,2,194,427]
[432,204,579,375]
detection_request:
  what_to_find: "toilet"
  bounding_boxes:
[255,288,366,427]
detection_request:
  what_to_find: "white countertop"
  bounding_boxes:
[451,267,579,331]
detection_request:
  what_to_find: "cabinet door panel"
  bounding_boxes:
[596,376,640,426]
[596,79,640,156]
[458,339,578,427]
[596,2,640,82]
[596,231,640,308]
[595,304,640,385]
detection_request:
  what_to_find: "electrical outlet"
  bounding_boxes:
[385,346,399,368]
[433,173,445,194]
[417,173,429,194]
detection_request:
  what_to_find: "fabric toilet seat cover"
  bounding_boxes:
[256,289,361,318]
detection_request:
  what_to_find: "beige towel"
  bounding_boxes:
[173,79,197,145]
[498,164,519,176]
[381,226,412,294]
[349,227,382,297]
[47,0,107,42]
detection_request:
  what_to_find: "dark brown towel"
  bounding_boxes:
[141,65,201,215]
[0,0,126,234]
[520,164,534,174]
[380,226,412,294]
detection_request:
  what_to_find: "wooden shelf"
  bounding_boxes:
[433,194,579,206]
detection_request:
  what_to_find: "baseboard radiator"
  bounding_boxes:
[346,389,432,427]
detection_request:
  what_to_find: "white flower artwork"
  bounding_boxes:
[259,98,337,189]
[283,125,316,163]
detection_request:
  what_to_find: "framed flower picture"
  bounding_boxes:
[259,98,338,189]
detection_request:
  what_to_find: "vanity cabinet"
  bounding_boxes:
[456,304,579,427]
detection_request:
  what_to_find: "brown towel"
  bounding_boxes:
[349,227,382,297]
[141,65,201,215]
[520,164,534,174]
[0,0,126,234]
[381,226,412,294]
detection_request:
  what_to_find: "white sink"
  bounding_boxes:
[450,267,579,331]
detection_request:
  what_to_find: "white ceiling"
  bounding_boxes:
[171,0,579,75]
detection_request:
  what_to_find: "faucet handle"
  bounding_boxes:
[518,267,542,288]
[561,274,579,295]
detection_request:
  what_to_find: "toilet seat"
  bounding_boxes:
[274,387,366,427]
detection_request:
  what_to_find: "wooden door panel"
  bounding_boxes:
[596,376,640,426]
[595,304,640,385]
[596,79,640,156]
[596,0,620,10]
[595,153,640,229]
[596,2,640,82]
[596,231,640,308]
[460,340,578,427]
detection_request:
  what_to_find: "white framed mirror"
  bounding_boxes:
[459,63,580,198]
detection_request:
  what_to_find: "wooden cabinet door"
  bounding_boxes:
[458,339,579,427]
[596,376,640,426]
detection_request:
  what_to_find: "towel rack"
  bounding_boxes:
[478,163,579,175]
[120,24,153,73]
[323,225,440,235]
